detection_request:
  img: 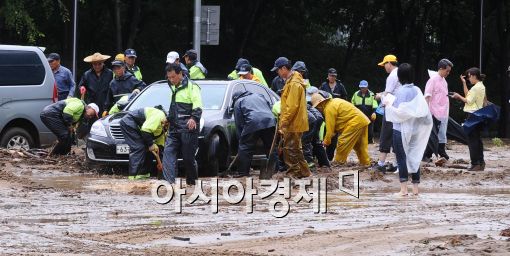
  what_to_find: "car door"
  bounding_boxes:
[225,83,246,155]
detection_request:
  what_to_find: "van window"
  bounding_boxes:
[0,50,45,86]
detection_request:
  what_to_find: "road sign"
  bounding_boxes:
[201,6,220,45]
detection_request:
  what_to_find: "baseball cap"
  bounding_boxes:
[270,57,290,72]
[237,64,252,75]
[235,58,250,70]
[47,53,60,61]
[377,54,397,66]
[291,61,308,73]
[87,103,99,117]
[166,51,179,64]
[114,53,125,62]
[359,80,368,88]
[183,49,198,58]
[327,68,337,76]
[111,60,124,67]
[306,86,319,102]
[124,49,137,58]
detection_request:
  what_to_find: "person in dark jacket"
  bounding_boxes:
[40,98,99,156]
[232,90,276,177]
[103,60,146,116]
[76,52,113,114]
[183,49,207,80]
[120,106,168,180]
[271,76,285,96]
[305,87,330,170]
[320,68,348,100]
[351,80,379,143]
[320,68,347,160]
[162,64,203,185]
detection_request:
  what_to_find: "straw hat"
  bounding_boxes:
[84,52,111,63]
[311,93,328,108]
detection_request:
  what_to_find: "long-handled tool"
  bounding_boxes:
[151,150,163,179]
[224,154,238,177]
[259,127,280,179]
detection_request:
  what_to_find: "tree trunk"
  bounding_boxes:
[238,0,263,57]
[496,0,509,137]
[114,0,122,52]
[126,0,141,48]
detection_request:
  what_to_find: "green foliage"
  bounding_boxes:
[492,137,504,147]
[1,0,69,43]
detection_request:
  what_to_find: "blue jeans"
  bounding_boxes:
[392,129,420,183]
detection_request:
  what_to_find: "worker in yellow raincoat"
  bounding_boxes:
[311,93,371,166]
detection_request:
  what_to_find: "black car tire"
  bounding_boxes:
[0,127,35,150]
[201,133,227,177]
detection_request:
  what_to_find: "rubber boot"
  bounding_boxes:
[438,143,449,160]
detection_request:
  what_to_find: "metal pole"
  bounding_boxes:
[193,0,201,60]
[72,0,78,81]
[479,0,483,72]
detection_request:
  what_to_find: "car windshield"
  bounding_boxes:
[127,83,227,111]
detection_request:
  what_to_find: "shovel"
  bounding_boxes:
[224,154,238,177]
[259,127,280,180]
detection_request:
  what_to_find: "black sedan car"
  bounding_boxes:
[86,79,280,176]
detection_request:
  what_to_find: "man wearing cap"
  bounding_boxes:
[292,61,312,88]
[231,90,276,177]
[76,52,114,114]
[311,93,371,167]
[120,106,168,180]
[319,67,347,161]
[237,64,262,83]
[103,60,146,116]
[228,58,268,86]
[351,80,379,144]
[48,53,76,100]
[320,68,348,100]
[166,51,189,77]
[40,98,98,155]
[272,57,311,178]
[162,63,203,186]
[374,54,400,173]
[183,49,207,80]
[124,48,143,81]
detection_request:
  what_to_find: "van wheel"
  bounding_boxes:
[0,127,35,150]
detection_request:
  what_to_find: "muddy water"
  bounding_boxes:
[1,167,509,254]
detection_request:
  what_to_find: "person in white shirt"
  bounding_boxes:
[374,54,401,174]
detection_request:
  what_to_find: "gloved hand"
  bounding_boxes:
[132,89,141,94]
[80,86,87,95]
[102,111,108,117]
[370,113,376,121]
[149,144,159,154]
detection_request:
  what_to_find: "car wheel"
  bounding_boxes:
[202,133,227,177]
[0,127,35,150]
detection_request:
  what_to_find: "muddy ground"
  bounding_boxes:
[1,140,509,255]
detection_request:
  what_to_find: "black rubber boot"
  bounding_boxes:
[438,143,449,160]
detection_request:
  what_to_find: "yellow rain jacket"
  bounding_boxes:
[279,71,308,133]
[322,98,370,146]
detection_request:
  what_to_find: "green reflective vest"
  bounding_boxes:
[189,66,206,80]
[109,95,129,115]
[228,67,268,86]
[127,65,143,81]
[63,98,86,123]
[351,90,378,109]
[141,107,167,146]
